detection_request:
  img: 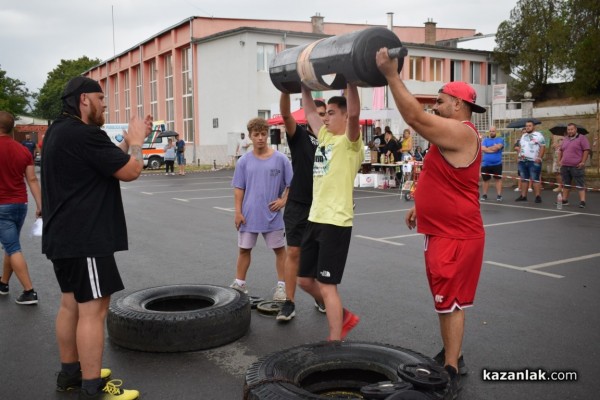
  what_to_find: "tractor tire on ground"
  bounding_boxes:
[107,284,250,352]
[244,341,435,400]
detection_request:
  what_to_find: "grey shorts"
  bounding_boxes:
[560,166,585,190]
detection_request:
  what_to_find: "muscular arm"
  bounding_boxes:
[376,48,476,156]
[24,165,42,218]
[280,92,298,139]
[302,84,324,134]
[346,83,361,143]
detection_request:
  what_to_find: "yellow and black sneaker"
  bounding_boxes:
[78,379,140,399]
[56,368,112,391]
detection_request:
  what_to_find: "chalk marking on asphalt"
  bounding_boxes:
[140,187,232,195]
[174,195,233,202]
[485,261,564,279]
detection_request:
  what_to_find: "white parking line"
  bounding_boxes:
[173,195,233,202]
[141,187,232,195]
[122,180,233,189]
[214,206,236,212]
[484,261,564,279]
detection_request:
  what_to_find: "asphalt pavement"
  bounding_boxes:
[2,169,599,399]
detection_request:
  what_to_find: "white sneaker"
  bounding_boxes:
[230,280,248,294]
[528,188,533,192]
[553,187,562,192]
[273,283,286,301]
[513,187,520,192]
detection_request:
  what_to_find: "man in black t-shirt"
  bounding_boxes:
[276,88,326,322]
[41,76,152,399]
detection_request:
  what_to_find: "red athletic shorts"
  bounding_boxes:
[423,235,484,313]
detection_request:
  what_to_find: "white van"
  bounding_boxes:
[103,121,167,169]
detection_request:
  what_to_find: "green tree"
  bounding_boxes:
[33,56,100,119]
[563,0,600,96]
[494,0,566,99]
[0,67,31,115]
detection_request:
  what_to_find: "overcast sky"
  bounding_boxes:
[1,0,518,93]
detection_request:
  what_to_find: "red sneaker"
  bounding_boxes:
[341,309,360,339]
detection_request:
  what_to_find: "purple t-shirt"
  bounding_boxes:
[232,150,292,232]
[560,134,590,167]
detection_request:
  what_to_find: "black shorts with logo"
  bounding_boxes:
[53,255,124,303]
[299,222,352,284]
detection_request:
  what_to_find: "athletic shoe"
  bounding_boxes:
[443,365,462,400]
[496,195,503,202]
[78,379,139,400]
[229,280,248,294]
[340,309,360,340]
[276,300,295,321]
[15,290,38,305]
[433,348,468,375]
[57,368,112,392]
[528,188,533,192]
[479,194,487,201]
[579,201,586,208]
[0,278,8,295]
[513,187,520,192]
[314,301,326,313]
[553,187,562,192]
[515,196,527,202]
[272,283,286,301]
[554,200,569,206]
[535,195,542,203]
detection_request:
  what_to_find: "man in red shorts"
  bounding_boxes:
[377,50,485,399]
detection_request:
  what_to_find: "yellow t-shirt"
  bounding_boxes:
[401,136,412,153]
[309,126,364,227]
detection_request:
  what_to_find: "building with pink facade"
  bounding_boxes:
[85,15,506,165]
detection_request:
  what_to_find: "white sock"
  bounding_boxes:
[235,279,246,287]
[277,281,285,287]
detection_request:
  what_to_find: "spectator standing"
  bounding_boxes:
[378,47,486,399]
[164,138,176,175]
[276,91,326,321]
[551,133,564,192]
[175,134,186,175]
[42,76,151,399]
[414,145,426,162]
[236,133,251,161]
[297,83,364,341]
[0,111,42,305]
[230,118,292,301]
[515,120,546,203]
[480,126,504,202]
[400,128,413,159]
[513,130,532,194]
[558,123,590,208]
[21,133,38,158]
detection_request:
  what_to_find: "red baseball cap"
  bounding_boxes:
[438,81,486,114]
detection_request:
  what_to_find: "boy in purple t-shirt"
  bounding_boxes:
[230,118,293,300]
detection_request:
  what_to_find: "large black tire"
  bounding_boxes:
[244,341,435,399]
[107,284,250,352]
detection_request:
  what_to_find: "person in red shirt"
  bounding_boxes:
[377,50,486,399]
[0,111,42,305]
